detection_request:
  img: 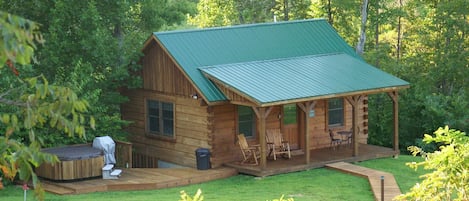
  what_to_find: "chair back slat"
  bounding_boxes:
[266,129,283,145]
[238,134,249,149]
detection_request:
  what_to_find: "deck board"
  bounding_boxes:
[326,162,402,201]
[41,167,237,195]
[226,143,398,177]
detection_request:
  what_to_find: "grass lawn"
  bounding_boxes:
[0,155,426,201]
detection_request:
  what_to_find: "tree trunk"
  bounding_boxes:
[396,0,402,63]
[356,0,369,55]
[374,1,380,66]
[327,0,333,24]
[283,0,289,21]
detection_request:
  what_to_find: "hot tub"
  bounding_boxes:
[36,144,104,181]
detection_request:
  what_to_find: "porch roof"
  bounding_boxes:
[200,53,409,106]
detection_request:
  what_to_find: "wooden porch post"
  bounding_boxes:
[387,91,399,154]
[346,95,362,157]
[252,107,272,170]
[297,101,315,164]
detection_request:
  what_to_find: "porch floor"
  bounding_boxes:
[41,167,237,195]
[225,143,398,177]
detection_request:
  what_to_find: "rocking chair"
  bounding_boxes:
[237,134,261,165]
[266,129,291,160]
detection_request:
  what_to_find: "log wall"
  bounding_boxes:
[121,89,211,168]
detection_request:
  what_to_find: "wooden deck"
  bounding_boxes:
[326,162,402,201]
[225,143,398,177]
[41,167,237,195]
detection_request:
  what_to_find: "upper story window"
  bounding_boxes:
[147,100,174,138]
[328,98,344,127]
[237,105,256,138]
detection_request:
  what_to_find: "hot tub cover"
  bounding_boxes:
[92,136,116,164]
[42,145,103,161]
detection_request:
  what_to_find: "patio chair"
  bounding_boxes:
[266,129,291,160]
[328,129,342,150]
[237,134,261,165]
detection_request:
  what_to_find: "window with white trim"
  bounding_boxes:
[328,98,344,127]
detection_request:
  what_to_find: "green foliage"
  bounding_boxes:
[396,126,469,201]
[0,11,94,201]
[0,11,43,66]
[268,195,295,201]
[180,189,204,201]
[178,188,295,201]
[188,0,238,27]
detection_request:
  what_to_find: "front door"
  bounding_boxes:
[282,104,300,150]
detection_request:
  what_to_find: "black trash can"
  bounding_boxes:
[195,148,211,170]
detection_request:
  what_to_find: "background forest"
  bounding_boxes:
[1,0,468,152]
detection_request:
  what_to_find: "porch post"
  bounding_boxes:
[297,101,315,164]
[388,91,399,154]
[252,107,271,170]
[346,95,362,157]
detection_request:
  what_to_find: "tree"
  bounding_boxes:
[356,0,369,55]
[1,11,94,200]
[1,0,196,146]
[396,126,468,200]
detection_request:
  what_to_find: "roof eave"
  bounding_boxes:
[257,85,410,107]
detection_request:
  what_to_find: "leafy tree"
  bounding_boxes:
[1,0,196,146]
[396,126,468,200]
[188,0,239,27]
[188,0,313,28]
[0,11,93,200]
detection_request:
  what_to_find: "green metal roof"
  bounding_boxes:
[153,19,363,102]
[200,53,409,106]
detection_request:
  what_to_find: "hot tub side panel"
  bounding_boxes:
[36,155,104,181]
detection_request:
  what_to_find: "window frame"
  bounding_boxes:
[237,105,257,138]
[146,99,175,139]
[327,98,345,128]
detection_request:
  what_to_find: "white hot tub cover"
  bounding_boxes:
[92,136,116,165]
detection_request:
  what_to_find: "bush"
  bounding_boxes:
[395,126,469,201]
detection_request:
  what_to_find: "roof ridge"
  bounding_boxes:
[154,18,327,36]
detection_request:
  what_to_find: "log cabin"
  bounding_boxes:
[120,19,409,174]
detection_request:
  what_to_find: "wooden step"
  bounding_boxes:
[41,181,75,195]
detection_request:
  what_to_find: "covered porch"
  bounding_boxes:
[201,53,409,174]
[226,143,398,177]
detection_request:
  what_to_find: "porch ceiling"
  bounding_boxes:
[200,53,409,107]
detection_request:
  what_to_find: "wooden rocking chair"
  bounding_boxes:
[266,129,291,160]
[237,134,260,165]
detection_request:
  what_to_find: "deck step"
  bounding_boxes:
[326,162,402,201]
[41,181,75,195]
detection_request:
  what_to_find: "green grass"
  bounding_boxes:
[0,155,426,201]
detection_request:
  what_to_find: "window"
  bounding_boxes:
[147,100,174,137]
[237,105,256,138]
[283,104,297,125]
[328,98,344,127]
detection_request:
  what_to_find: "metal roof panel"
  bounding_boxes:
[153,19,361,102]
[200,53,409,105]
